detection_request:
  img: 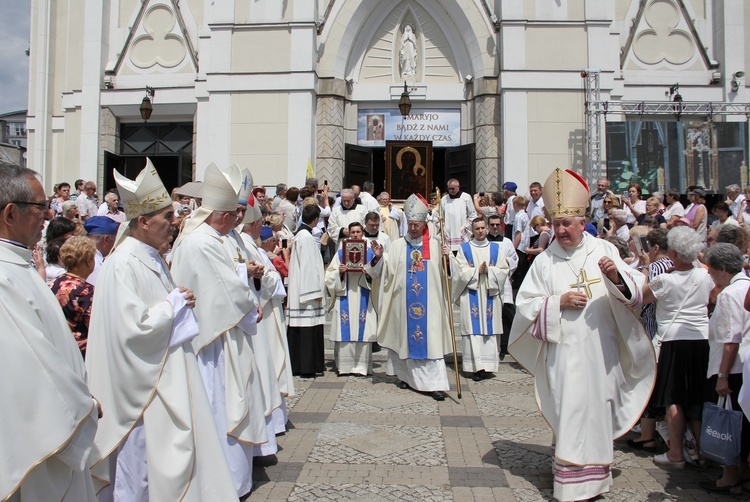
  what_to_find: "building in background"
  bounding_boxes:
[26,0,749,196]
[0,110,27,167]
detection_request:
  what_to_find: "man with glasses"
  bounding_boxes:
[76,181,99,221]
[171,163,265,497]
[589,178,610,225]
[0,165,99,501]
[441,178,476,253]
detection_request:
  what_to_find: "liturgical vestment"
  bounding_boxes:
[509,234,655,502]
[374,235,453,391]
[451,239,510,372]
[86,236,237,501]
[325,246,378,375]
[171,224,266,497]
[0,241,98,502]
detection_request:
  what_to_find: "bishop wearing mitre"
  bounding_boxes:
[86,159,238,501]
[509,168,655,502]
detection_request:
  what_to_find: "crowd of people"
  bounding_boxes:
[6,157,750,501]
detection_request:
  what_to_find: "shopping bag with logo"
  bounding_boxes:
[700,396,743,466]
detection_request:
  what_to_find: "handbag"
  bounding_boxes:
[700,396,743,466]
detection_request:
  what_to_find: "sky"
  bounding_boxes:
[0,1,31,114]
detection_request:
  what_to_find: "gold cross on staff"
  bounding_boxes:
[569,269,601,299]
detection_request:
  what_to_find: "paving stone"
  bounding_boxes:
[474,392,539,417]
[448,466,507,488]
[288,482,453,501]
[309,381,347,389]
[289,412,330,424]
[440,415,484,428]
[334,388,441,415]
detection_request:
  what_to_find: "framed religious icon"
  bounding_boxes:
[343,239,368,271]
[385,140,432,200]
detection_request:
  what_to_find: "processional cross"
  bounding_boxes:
[569,269,601,299]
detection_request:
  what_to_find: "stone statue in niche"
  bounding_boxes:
[399,24,417,77]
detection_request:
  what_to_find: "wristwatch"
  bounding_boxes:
[717,372,730,378]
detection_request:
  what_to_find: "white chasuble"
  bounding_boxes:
[373,237,452,391]
[0,242,97,502]
[86,236,237,501]
[287,227,326,327]
[451,240,510,372]
[171,225,267,495]
[440,192,475,250]
[508,234,655,502]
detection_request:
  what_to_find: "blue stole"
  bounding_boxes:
[337,248,373,342]
[406,242,429,359]
[460,241,499,335]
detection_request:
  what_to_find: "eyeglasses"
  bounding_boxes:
[488,223,502,226]
[9,201,47,210]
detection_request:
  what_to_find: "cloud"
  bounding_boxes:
[0,1,31,114]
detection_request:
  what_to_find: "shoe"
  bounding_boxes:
[626,438,657,451]
[653,453,685,469]
[472,373,482,382]
[371,342,381,353]
[398,381,410,389]
[499,349,508,361]
[698,480,741,494]
[431,391,447,401]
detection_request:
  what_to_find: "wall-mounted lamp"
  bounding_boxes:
[139,86,155,122]
[465,74,473,83]
[345,76,354,85]
[731,71,744,93]
[709,71,721,85]
[398,81,412,117]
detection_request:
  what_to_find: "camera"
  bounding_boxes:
[479,191,485,197]
[179,205,191,215]
[603,218,611,231]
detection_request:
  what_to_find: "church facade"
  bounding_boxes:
[27,0,749,196]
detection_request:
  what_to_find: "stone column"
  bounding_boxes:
[474,92,501,191]
[315,95,345,189]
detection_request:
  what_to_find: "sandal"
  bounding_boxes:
[626,438,657,451]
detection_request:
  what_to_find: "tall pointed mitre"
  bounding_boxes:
[172,163,242,251]
[542,168,590,219]
[403,193,430,222]
[237,167,262,224]
[114,158,171,220]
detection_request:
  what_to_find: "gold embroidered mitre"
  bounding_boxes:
[113,158,172,220]
[542,168,590,219]
[202,163,242,212]
[404,193,429,222]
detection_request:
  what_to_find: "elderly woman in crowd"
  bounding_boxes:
[643,226,713,468]
[663,188,686,226]
[602,208,630,241]
[267,213,294,245]
[699,243,750,494]
[48,235,97,358]
[628,229,674,451]
[637,197,667,228]
[61,200,80,220]
[712,202,739,229]
[278,186,300,230]
[44,216,81,282]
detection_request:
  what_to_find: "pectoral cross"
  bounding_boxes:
[569,268,601,299]
[236,247,246,264]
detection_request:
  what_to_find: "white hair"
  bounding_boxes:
[610,209,627,223]
[667,226,704,263]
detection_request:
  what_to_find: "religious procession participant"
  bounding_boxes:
[371,194,453,401]
[509,168,655,502]
[378,191,406,240]
[222,172,284,458]
[327,188,368,248]
[86,161,237,501]
[486,214,519,360]
[287,203,327,377]
[441,178,476,252]
[239,183,295,438]
[325,221,378,375]
[451,217,510,381]
[170,163,265,497]
[1,165,99,502]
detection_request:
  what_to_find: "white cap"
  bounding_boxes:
[113,158,172,220]
[404,193,430,222]
[237,166,254,206]
[201,163,241,212]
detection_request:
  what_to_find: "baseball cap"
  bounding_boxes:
[83,216,120,235]
[502,182,517,192]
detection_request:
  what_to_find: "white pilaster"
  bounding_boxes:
[287,91,315,186]
[501,90,528,190]
[79,0,106,183]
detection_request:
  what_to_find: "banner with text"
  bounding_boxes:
[357,108,460,147]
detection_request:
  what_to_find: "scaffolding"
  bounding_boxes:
[582,69,750,185]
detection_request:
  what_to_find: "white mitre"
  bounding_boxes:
[111,158,172,248]
[403,193,430,222]
[542,168,590,220]
[114,158,171,220]
[173,163,242,250]
[237,167,262,224]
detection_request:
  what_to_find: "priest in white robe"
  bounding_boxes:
[171,163,265,497]
[0,165,99,502]
[377,192,406,240]
[327,188,368,248]
[86,160,238,501]
[371,194,453,401]
[242,213,296,433]
[326,221,378,375]
[509,168,656,502]
[441,178,476,251]
[287,203,326,376]
[451,217,510,380]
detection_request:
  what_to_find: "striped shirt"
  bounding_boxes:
[641,257,673,338]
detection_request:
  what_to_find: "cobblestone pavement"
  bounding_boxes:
[248,314,745,501]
